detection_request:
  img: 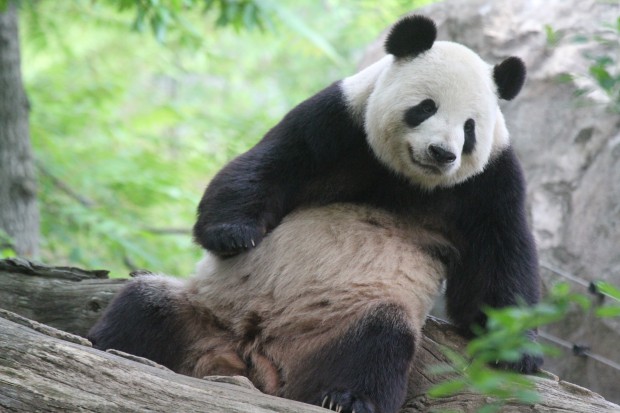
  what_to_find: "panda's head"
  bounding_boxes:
[346,15,526,189]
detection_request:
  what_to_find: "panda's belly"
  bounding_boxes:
[188,203,448,339]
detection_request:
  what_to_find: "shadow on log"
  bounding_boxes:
[1,258,619,412]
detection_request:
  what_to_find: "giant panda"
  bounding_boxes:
[88,15,541,413]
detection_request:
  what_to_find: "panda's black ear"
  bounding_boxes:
[493,57,527,100]
[385,15,436,59]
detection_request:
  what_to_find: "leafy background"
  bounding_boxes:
[21,0,432,277]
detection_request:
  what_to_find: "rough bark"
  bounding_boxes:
[1,259,619,412]
[0,309,328,413]
[0,1,39,257]
[0,257,123,337]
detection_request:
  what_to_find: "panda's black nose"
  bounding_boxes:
[428,145,457,164]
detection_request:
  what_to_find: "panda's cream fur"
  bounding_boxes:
[89,15,541,413]
[183,204,449,388]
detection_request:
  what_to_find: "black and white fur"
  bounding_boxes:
[89,15,541,413]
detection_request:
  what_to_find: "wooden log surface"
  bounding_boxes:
[1,258,619,412]
[0,308,326,413]
[0,257,125,337]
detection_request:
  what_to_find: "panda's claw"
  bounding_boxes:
[198,223,264,257]
[322,396,329,408]
[317,390,374,413]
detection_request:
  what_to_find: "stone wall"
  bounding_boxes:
[361,0,620,402]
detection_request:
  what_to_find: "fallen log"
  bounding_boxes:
[0,257,124,337]
[1,259,618,412]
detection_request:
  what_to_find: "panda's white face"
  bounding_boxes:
[350,42,510,189]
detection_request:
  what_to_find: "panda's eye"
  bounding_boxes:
[463,118,476,154]
[464,119,475,133]
[421,99,436,114]
[404,99,437,128]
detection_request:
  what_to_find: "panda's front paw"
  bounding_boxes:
[494,353,543,374]
[318,390,376,413]
[198,223,265,257]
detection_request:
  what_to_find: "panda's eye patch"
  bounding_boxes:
[463,118,476,154]
[404,99,437,128]
[420,99,436,114]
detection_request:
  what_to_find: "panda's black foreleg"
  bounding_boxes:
[192,142,307,257]
[446,148,542,373]
[284,304,415,413]
[445,266,543,374]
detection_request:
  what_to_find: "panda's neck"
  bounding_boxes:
[341,55,393,125]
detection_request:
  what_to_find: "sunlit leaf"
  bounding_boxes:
[596,281,620,301]
[1,249,16,259]
[595,306,620,318]
[428,379,468,398]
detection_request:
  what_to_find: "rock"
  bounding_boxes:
[361,0,620,403]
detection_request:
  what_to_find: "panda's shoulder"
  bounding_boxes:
[268,81,368,162]
[456,146,526,205]
[481,147,525,188]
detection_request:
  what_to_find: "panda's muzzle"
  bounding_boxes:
[408,145,443,174]
[427,144,456,164]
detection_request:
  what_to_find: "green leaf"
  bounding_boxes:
[572,34,589,43]
[428,379,468,398]
[596,281,620,301]
[544,24,558,46]
[550,282,571,297]
[595,306,620,318]
[590,64,615,91]
[1,248,16,259]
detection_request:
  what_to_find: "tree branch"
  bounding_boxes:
[36,161,97,208]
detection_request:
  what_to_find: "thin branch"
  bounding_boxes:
[35,161,96,208]
[141,227,192,235]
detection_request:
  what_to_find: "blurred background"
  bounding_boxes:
[1,0,432,277]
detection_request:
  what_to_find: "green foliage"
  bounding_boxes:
[20,0,432,276]
[109,0,272,42]
[594,281,620,317]
[544,24,559,47]
[427,283,611,412]
[0,229,16,259]
[580,17,620,112]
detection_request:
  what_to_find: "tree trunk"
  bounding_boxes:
[1,258,619,412]
[0,1,39,258]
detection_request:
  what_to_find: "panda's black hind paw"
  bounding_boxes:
[495,353,543,374]
[318,390,376,413]
[197,223,265,257]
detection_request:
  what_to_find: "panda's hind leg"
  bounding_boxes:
[283,303,415,413]
[87,275,191,371]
